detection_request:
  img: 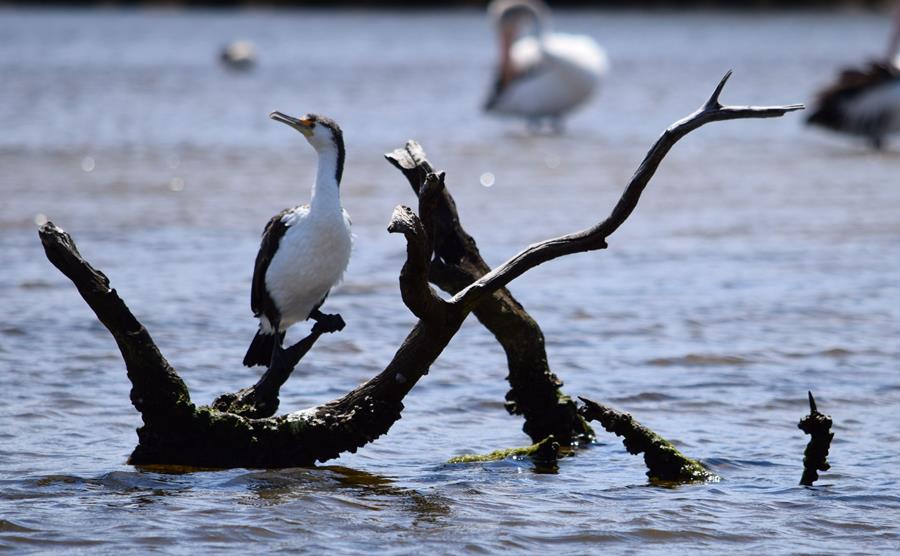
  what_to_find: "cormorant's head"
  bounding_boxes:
[270,112,343,152]
[269,112,345,183]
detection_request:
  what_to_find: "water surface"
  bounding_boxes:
[1,8,899,554]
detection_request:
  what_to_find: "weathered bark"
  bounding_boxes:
[39,225,193,423]
[211,317,345,419]
[386,141,592,446]
[579,397,713,483]
[40,72,801,468]
[799,391,834,486]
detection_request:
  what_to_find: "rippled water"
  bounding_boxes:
[2,7,900,554]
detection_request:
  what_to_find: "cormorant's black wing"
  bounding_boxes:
[250,206,297,326]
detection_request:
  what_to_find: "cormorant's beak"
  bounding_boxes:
[269,111,314,137]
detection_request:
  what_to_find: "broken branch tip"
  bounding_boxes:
[705,69,733,108]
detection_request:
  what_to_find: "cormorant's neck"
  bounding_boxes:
[309,144,343,212]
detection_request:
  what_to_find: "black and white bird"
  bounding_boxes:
[806,61,900,149]
[243,112,352,368]
[807,8,900,149]
[484,0,608,130]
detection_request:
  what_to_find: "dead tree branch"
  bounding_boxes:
[211,317,343,418]
[39,192,465,467]
[38,224,192,422]
[452,71,803,311]
[799,391,834,486]
[387,173,451,322]
[579,397,714,483]
[386,141,592,445]
[40,72,801,468]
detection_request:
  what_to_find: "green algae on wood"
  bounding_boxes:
[798,391,834,486]
[578,397,714,483]
[448,436,560,464]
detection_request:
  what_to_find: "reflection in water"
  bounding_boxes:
[241,466,452,527]
[125,463,455,527]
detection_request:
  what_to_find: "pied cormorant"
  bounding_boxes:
[243,112,352,367]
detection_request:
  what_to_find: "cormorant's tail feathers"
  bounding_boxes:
[242,330,284,367]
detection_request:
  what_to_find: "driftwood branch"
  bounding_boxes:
[579,397,713,483]
[386,173,451,322]
[452,71,803,311]
[38,223,192,422]
[211,317,344,418]
[40,72,801,468]
[39,194,464,467]
[799,391,834,486]
[386,141,592,445]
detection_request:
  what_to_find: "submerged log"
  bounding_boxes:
[39,72,801,468]
[799,391,834,486]
[578,397,714,483]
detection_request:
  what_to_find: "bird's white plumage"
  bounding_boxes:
[256,119,352,335]
[259,205,352,334]
[490,33,608,119]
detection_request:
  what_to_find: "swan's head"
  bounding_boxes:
[270,112,345,183]
[490,0,547,39]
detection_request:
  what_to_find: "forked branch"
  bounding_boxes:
[386,141,593,445]
[453,71,804,310]
[211,317,344,418]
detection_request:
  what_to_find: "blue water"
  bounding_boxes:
[1,8,899,554]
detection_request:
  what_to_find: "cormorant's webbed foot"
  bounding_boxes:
[310,309,346,334]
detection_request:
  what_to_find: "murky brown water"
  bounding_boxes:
[2,8,900,554]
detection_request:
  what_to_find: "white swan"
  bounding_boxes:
[484,0,608,130]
